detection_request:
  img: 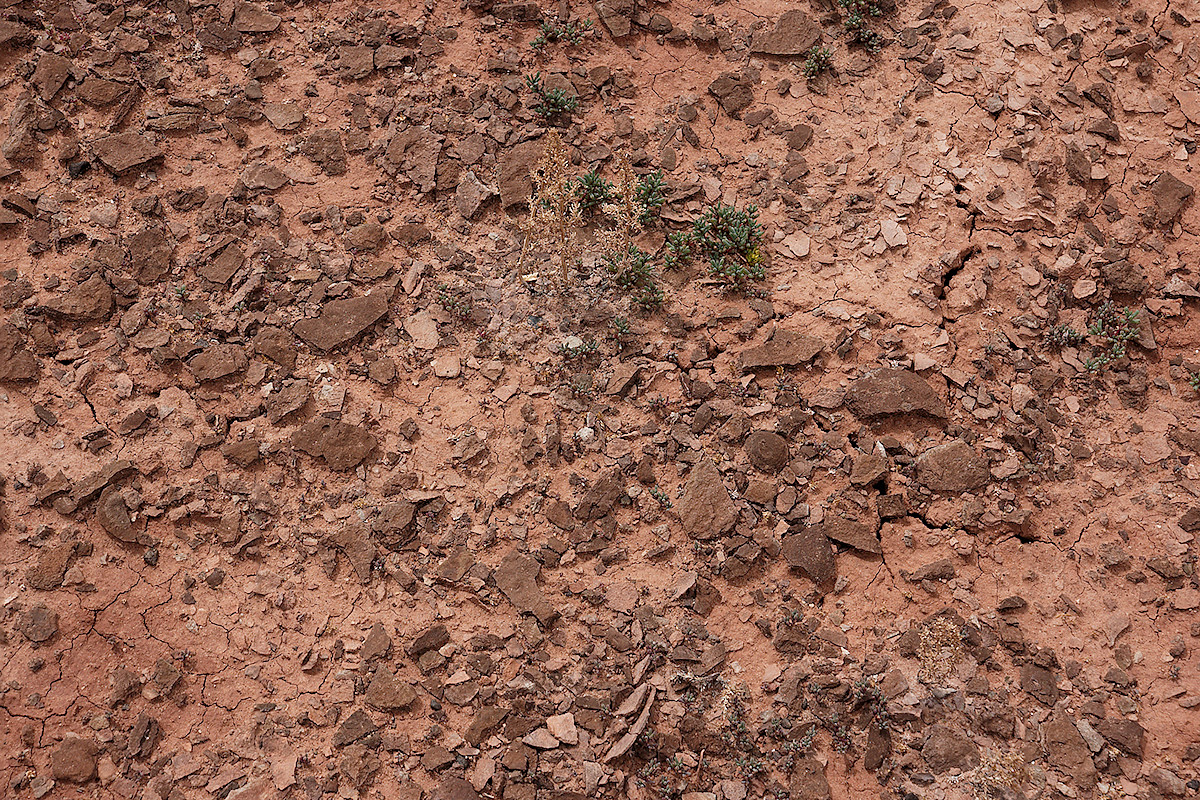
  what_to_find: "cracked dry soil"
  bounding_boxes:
[2,0,1200,798]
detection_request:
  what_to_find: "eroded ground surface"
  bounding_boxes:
[2,0,1200,797]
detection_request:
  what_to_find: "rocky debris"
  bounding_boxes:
[493,550,559,625]
[50,735,98,783]
[404,310,440,349]
[1043,713,1097,786]
[817,516,882,556]
[97,486,152,545]
[456,170,497,219]
[498,139,543,209]
[745,430,789,472]
[594,0,633,37]
[1096,718,1145,758]
[922,724,980,773]
[679,459,737,540]
[18,603,58,642]
[782,526,836,589]
[292,418,377,470]
[43,275,114,321]
[364,667,417,710]
[790,756,831,800]
[91,133,163,175]
[188,344,248,382]
[26,542,75,590]
[738,330,825,370]
[0,323,38,381]
[708,71,755,117]
[750,10,821,56]
[293,292,389,351]
[915,440,989,492]
[846,368,946,419]
[1150,171,1194,226]
[302,129,348,176]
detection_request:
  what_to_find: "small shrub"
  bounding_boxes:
[1043,323,1086,349]
[526,72,580,121]
[517,131,582,287]
[532,18,593,49]
[635,170,667,225]
[1084,302,1140,372]
[666,203,765,290]
[436,283,472,319]
[839,0,885,52]
[803,45,834,78]
[575,169,613,214]
[1188,370,1200,393]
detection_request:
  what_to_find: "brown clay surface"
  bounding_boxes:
[2,0,1200,798]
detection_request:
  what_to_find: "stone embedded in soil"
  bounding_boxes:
[455,170,496,219]
[97,486,151,545]
[498,139,543,209]
[1096,718,1145,758]
[781,526,836,589]
[293,292,389,351]
[1044,713,1098,786]
[745,430,789,472]
[408,624,450,658]
[18,603,58,642]
[26,542,74,590]
[404,310,440,350]
[292,418,377,471]
[241,162,290,191]
[232,1,281,32]
[43,274,114,322]
[333,709,377,747]
[789,756,831,800]
[1150,171,1194,226]
[126,227,174,284]
[0,323,38,381]
[328,523,376,583]
[846,368,946,419]
[32,52,72,102]
[915,440,989,493]
[708,71,755,117]
[364,667,417,711]
[303,129,348,176]
[91,133,163,175]
[922,724,980,773]
[738,329,825,370]
[188,343,248,382]
[678,459,737,541]
[750,10,821,56]
[50,735,98,783]
[817,516,882,556]
[431,777,481,800]
[493,549,559,626]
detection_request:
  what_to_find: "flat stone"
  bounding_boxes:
[364,668,417,711]
[739,330,824,370]
[750,10,821,56]
[293,292,388,351]
[915,440,989,493]
[92,133,163,175]
[846,368,946,419]
[292,418,377,470]
[781,527,836,589]
[922,724,979,773]
[50,735,98,783]
[0,323,38,382]
[522,728,560,749]
[493,549,558,626]
[678,459,737,540]
[817,517,882,556]
[43,274,113,322]
[18,603,58,642]
[404,310,440,349]
[546,713,578,745]
[188,344,248,382]
[232,2,281,32]
[333,709,377,747]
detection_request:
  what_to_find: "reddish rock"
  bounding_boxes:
[846,368,946,419]
[679,459,737,540]
[293,292,389,351]
[915,440,989,493]
[188,344,248,382]
[745,430,789,472]
[50,735,98,783]
[493,549,559,626]
[43,274,114,322]
[0,323,38,382]
[292,418,377,470]
[750,10,821,56]
[92,133,163,175]
[781,526,836,589]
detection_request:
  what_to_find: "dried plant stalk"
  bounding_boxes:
[517,131,582,289]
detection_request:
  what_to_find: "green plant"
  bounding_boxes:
[575,169,613,214]
[649,486,672,508]
[598,155,666,310]
[1084,302,1140,372]
[436,284,472,319]
[1043,323,1085,349]
[803,46,834,78]
[839,0,885,52]
[635,170,667,226]
[612,316,632,337]
[526,72,580,121]
[1188,370,1200,393]
[557,338,598,359]
[666,203,765,290]
[532,18,593,49]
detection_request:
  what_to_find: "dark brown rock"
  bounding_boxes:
[431,777,481,800]
[44,274,114,322]
[745,430,789,472]
[846,368,946,419]
[26,542,74,590]
[678,459,737,540]
[0,323,37,382]
[494,550,559,625]
[126,227,174,284]
[97,485,150,545]
[709,72,755,117]
[292,418,377,470]
[750,10,821,55]
[1043,713,1097,786]
[408,624,450,657]
[922,724,980,773]
[32,53,72,102]
[50,735,98,783]
[334,709,377,747]
[499,139,544,209]
[1020,663,1059,706]
[915,440,989,493]
[1096,718,1145,758]
[92,133,163,175]
[293,292,389,351]
[781,527,836,589]
[18,603,58,642]
[365,667,417,711]
[789,755,831,800]
[232,2,281,32]
[188,344,248,382]
[328,524,377,583]
[1150,171,1194,226]
[303,129,348,175]
[818,517,882,556]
